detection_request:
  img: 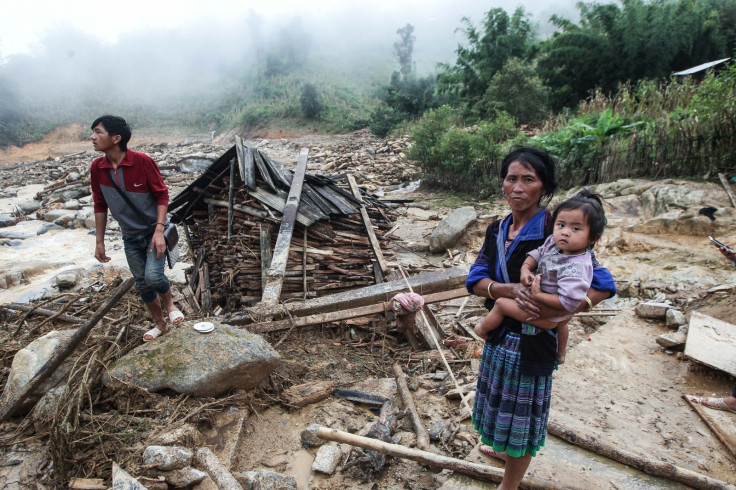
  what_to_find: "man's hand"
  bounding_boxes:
[717,243,736,262]
[151,231,167,259]
[95,243,111,263]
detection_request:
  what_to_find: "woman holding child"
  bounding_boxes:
[465,147,616,489]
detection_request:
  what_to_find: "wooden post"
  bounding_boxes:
[346,174,389,275]
[194,447,243,490]
[260,224,272,290]
[227,158,235,240]
[0,277,134,422]
[393,365,430,450]
[547,420,736,490]
[303,226,308,299]
[316,426,569,490]
[261,148,309,305]
[718,173,736,208]
[200,263,211,316]
[3,303,85,324]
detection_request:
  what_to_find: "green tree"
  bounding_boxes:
[437,6,535,118]
[394,23,415,79]
[299,83,322,119]
[476,58,549,125]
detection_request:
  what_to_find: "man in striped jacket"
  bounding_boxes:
[90,115,184,341]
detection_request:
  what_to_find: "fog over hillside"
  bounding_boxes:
[0,1,579,118]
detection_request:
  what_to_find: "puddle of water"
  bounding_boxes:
[288,449,315,490]
[0,217,188,304]
[0,184,44,214]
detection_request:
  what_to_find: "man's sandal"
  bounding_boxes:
[168,310,185,324]
[143,327,168,342]
[689,395,736,414]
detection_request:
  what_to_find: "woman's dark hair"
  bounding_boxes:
[91,115,131,151]
[552,188,607,244]
[500,146,558,206]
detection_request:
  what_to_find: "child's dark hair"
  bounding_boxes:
[552,188,607,243]
[91,115,131,151]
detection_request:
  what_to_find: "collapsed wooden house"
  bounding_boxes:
[168,137,398,315]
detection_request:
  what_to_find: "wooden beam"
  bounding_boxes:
[260,224,272,290]
[316,426,569,490]
[718,173,736,208]
[393,365,430,450]
[227,158,235,240]
[261,148,309,305]
[0,277,134,421]
[346,174,389,274]
[235,135,256,190]
[243,287,468,333]
[3,303,85,324]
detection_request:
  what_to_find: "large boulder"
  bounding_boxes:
[0,330,77,412]
[428,206,476,253]
[104,322,280,397]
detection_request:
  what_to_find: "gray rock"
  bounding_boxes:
[238,469,297,490]
[145,424,204,447]
[63,199,82,210]
[53,271,79,289]
[31,385,66,423]
[0,239,22,247]
[18,199,41,214]
[300,423,324,448]
[142,445,192,471]
[43,209,77,224]
[104,322,280,397]
[665,309,687,329]
[634,301,670,319]
[0,230,32,239]
[428,421,453,442]
[36,223,66,235]
[0,330,76,412]
[0,214,18,227]
[162,467,207,487]
[428,206,476,253]
[112,462,148,490]
[177,154,215,173]
[656,330,687,350]
[312,443,341,475]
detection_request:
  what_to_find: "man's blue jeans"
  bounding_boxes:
[123,231,170,304]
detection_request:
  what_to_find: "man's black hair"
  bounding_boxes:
[91,115,131,151]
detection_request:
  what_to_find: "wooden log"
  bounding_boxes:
[261,148,309,305]
[194,447,243,490]
[718,173,736,208]
[260,223,272,290]
[393,365,430,451]
[246,266,469,321]
[346,174,389,274]
[316,426,568,490]
[241,288,469,333]
[282,381,335,407]
[227,159,236,240]
[203,198,271,221]
[200,263,211,315]
[547,420,736,490]
[0,277,134,422]
[3,303,85,324]
[683,395,736,461]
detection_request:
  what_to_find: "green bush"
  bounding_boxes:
[300,83,323,119]
[409,107,519,196]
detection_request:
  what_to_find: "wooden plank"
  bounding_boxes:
[311,183,360,214]
[261,148,309,305]
[684,311,736,376]
[346,174,389,275]
[248,188,316,227]
[243,287,469,333]
[683,395,736,461]
[227,159,235,240]
[204,198,271,221]
[253,149,277,192]
[235,135,246,185]
[718,173,736,208]
[260,223,272,290]
[243,145,256,190]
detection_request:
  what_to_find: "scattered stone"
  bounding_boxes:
[53,270,80,290]
[312,443,341,475]
[161,467,207,487]
[656,330,687,350]
[141,446,193,471]
[236,469,297,490]
[300,424,324,449]
[0,329,77,412]
[36,223,65,235]
[429,206,477,253]
[634,301,670,319]
[112,462,148,490]
[0,214,18,227]
[144,424,204,448]
[665,309,687,329]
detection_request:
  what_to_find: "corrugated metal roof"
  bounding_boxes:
[673,58,730,76]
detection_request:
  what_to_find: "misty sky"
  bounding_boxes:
[1,0,578,62]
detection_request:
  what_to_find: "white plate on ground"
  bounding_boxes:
[193,321,215,333]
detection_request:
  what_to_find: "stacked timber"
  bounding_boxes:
[168,140,397,313]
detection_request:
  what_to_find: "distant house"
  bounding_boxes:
[673,57,730,81]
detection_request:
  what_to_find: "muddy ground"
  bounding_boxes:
[1,127,735,489]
